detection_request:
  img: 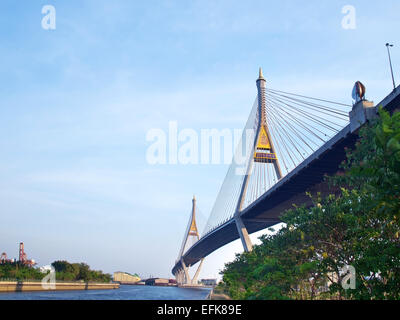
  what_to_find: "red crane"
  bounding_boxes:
[19,242,26,262]
[18,242,36,267]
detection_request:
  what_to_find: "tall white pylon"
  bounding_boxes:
[175,196,204,286]
[234,68,283,252]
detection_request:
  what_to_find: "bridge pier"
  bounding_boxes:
[181,259,190,284]
[192,258,204,284]
[176,268,185,285]
[175,258,204,286]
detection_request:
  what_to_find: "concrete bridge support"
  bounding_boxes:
[175,258,204,286]
[175,268,184,285]
[235,216,253,252]
[234,156,255,253]
[349,99,377,133]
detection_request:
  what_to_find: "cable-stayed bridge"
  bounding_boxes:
[172,69,400,286]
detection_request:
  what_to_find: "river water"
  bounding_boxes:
[0,285,212,300]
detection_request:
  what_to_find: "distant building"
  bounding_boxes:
[39,265,53,273]
[200,279,218,286]
[145,278,169,286]
[113,272,141,284]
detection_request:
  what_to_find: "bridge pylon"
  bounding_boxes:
[234,68,283,252]
[174,196,204,286]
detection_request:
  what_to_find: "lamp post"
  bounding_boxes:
[386,43,396,90]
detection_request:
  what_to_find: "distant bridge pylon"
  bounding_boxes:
[175,196,204,286]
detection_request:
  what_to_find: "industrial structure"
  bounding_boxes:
[0,242,36,267]
[18,242,36,267]
[173,68,400,282]
[0,252,13,264]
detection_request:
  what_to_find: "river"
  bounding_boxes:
[0,285,212,300]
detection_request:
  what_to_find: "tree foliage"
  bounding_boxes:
[219,108,400,300]
[0,260,112,283]
[0,262,44,281]
[51,260,112,282]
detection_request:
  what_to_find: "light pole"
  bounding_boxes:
[386,43,396,90]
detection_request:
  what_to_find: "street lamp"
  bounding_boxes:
[386,43,396,90]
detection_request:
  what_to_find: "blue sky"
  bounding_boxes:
[0,0,399,279]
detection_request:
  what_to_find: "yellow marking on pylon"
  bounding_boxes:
[189,219,198,236]
[256,126,271,150]
[254,152,278,163]
[254,126,278,163]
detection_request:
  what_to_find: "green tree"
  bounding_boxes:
[50,260,111,283]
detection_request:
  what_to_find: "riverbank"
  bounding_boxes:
[206,288,231,300]
[0,284,210,300]
[0,281,119,293]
